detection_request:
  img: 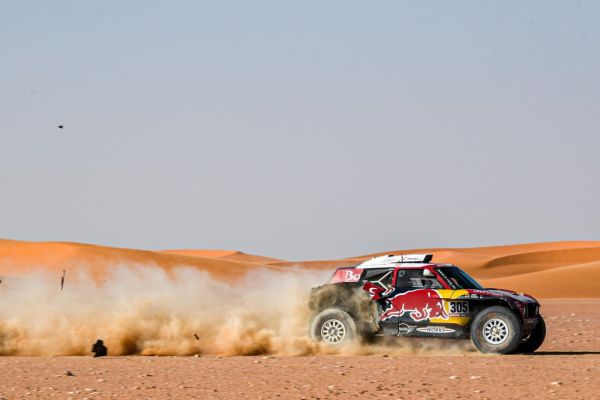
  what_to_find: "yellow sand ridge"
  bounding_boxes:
[1,238,599,298]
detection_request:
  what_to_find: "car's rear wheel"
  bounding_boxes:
[514,315,546,353]
[470,306,522,354]
[309,308,357,345]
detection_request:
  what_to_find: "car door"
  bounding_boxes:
[379,268,449,335]
[359,268,397,334]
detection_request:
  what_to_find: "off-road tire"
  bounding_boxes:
[470,306,522,354]
[514,315,546,353]
[308,308,357,345]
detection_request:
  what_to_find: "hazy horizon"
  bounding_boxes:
[2,1,599,259]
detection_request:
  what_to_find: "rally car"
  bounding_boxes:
[308,254,545,354]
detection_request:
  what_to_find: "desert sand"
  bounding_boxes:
[1,239,600,399]
[0,299,598,399]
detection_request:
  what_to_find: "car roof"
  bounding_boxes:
[354,254,456,270]
[355,263,454,270]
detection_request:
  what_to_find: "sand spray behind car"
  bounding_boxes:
[0,265,474,356]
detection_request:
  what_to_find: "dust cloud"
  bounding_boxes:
[0,266,474,356]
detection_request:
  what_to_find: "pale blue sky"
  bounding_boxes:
[1,1,599,259]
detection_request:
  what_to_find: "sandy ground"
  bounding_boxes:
[0,299,598,400]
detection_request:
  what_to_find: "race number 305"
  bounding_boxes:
[448,301,469,316]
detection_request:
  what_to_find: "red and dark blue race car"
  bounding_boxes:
[308,254,545,354]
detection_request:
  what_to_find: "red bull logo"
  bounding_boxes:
[363,282,449,322]
[329,268,361,283]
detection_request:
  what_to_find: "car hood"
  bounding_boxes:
[466,288,539,304]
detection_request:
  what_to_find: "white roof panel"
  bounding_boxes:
[356,254,433,269]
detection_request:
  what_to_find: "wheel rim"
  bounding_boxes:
[320,318,347,343]
[482,318,509,344]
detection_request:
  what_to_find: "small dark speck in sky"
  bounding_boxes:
[58,125,64,129]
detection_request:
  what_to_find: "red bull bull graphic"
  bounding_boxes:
[362,282,449,322]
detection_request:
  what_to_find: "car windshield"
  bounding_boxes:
[437,266,483,289]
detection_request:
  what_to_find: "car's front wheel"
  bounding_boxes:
[470,306,522,354]
[308,308,357,345]
[514,315,546,353]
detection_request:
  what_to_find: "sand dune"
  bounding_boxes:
[1,239,600,298]
[355,242,600,297]
[480,260,600,298]
[0,239,282,282]
[161,249,283,264]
